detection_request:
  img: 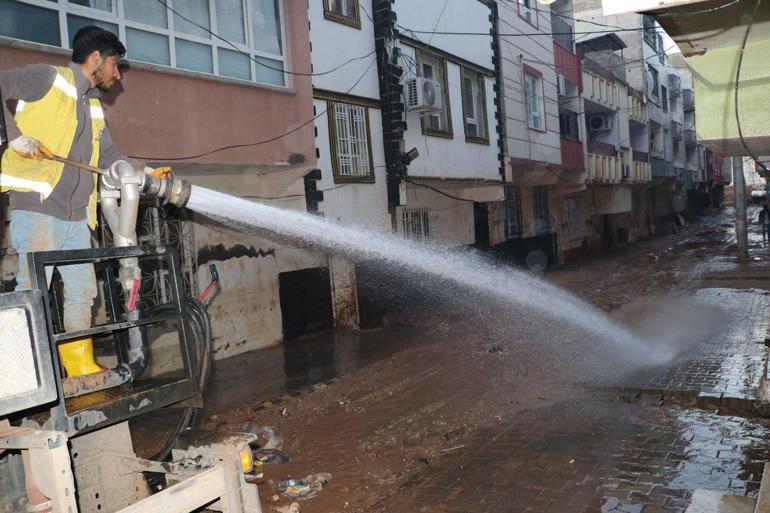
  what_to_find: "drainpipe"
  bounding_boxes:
[733,156,749,260]
[62,162,192,398]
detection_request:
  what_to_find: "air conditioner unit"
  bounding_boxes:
[405,77,444,113]
[588,113,612,131]
[556,74,567,96]
[622,164,630,178]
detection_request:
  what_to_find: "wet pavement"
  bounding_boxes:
[618,288,770,413]
[183,209,770,513]
[378,399,770,513]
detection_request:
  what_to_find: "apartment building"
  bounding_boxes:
[0,0,321,359]
[377,0,504,248]
[307,0,389,331]
[577,33,654,250]
[571,1,717,232]
[497,0,586,265]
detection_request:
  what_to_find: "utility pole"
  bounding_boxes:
[733,156,749,260]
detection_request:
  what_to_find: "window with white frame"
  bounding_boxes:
[324,0,359,28]
[418,50,451,135]
[565,197,586,241]
[648,65,659,98]
[461,68,488,142]
[518,0,535,25]
[525,70,545,131]
[330,101,374,181]
[0,0,286,87]
[401,208,430,242]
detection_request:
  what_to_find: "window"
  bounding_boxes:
[566,197,586,241]
[518,0,536,27]
[323,0,360,28]
[661,85,668,112]
[461,68,488,142]
[657,33,665,63]
[0,0,286,87]
[648,65,659,98]
[559,110,579,141]
[504,187,521,239]
[642,15,656,50]
[524,67,545,131]
[533,186,550,234]
[418,51,452,136]
[329,101,374,182]
[401,209,430,242]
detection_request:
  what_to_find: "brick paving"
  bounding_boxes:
[379,399,770,513]
[618,289,770,410]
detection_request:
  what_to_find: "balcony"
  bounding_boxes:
[632,161,652,183]
[560,137,585,172]
[682,89,694,112]
[628,93,648,124]
[684,129,696,147]
[588,139,617,157]
[587,153,622,183]
[651,156,672,178]
[632,150,649,162]
[551,16,574,52]
[671,120,682,140]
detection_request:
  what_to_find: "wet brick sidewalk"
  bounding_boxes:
[380,399,770,513]
[620,289,770,409]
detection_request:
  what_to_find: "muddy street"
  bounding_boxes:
[174,208,770,513]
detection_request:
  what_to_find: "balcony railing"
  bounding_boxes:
[560,137,585,172]
[587,153,622,183]
[633,161,652,183]
[683,89,694,112]
[632,150,649,162]
[551,16,574,52]
[588,139,617,157]
[684,129,696,146]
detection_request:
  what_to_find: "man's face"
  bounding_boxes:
[92,54,122,91]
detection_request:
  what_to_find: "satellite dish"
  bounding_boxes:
[526,250,548,273]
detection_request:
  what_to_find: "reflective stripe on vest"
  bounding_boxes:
[0,66,104,229]
[0,174,53,196]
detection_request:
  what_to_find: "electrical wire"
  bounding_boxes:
[396,25,663,38]
[155,0,374,77]
[496,0,627,31]
[129,56,377,161]
[647,0,742,16]
[734,0,768,173]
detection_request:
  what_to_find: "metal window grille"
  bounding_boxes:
[504,187,521,239]
[334,103,371,177]
[401,209,430,242]
[566,197,586,241]
[533,186,550,234]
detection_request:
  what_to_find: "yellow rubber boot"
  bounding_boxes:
[58,337,102,377]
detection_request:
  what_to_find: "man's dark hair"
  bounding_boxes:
[71,26,126,64]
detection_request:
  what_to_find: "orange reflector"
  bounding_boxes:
[240,447,253,473]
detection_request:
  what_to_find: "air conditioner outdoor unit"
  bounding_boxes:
[589,113,612,131]
[405,77,443,113]
[556,74,567,96]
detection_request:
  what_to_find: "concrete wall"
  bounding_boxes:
[0,2,321,360]
[499,1,562,169]
[397,38,500,182]
[391,0,493,70]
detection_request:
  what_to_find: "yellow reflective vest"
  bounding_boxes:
[0,66,104,229]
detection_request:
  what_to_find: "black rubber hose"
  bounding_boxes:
[148,297,213,463]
